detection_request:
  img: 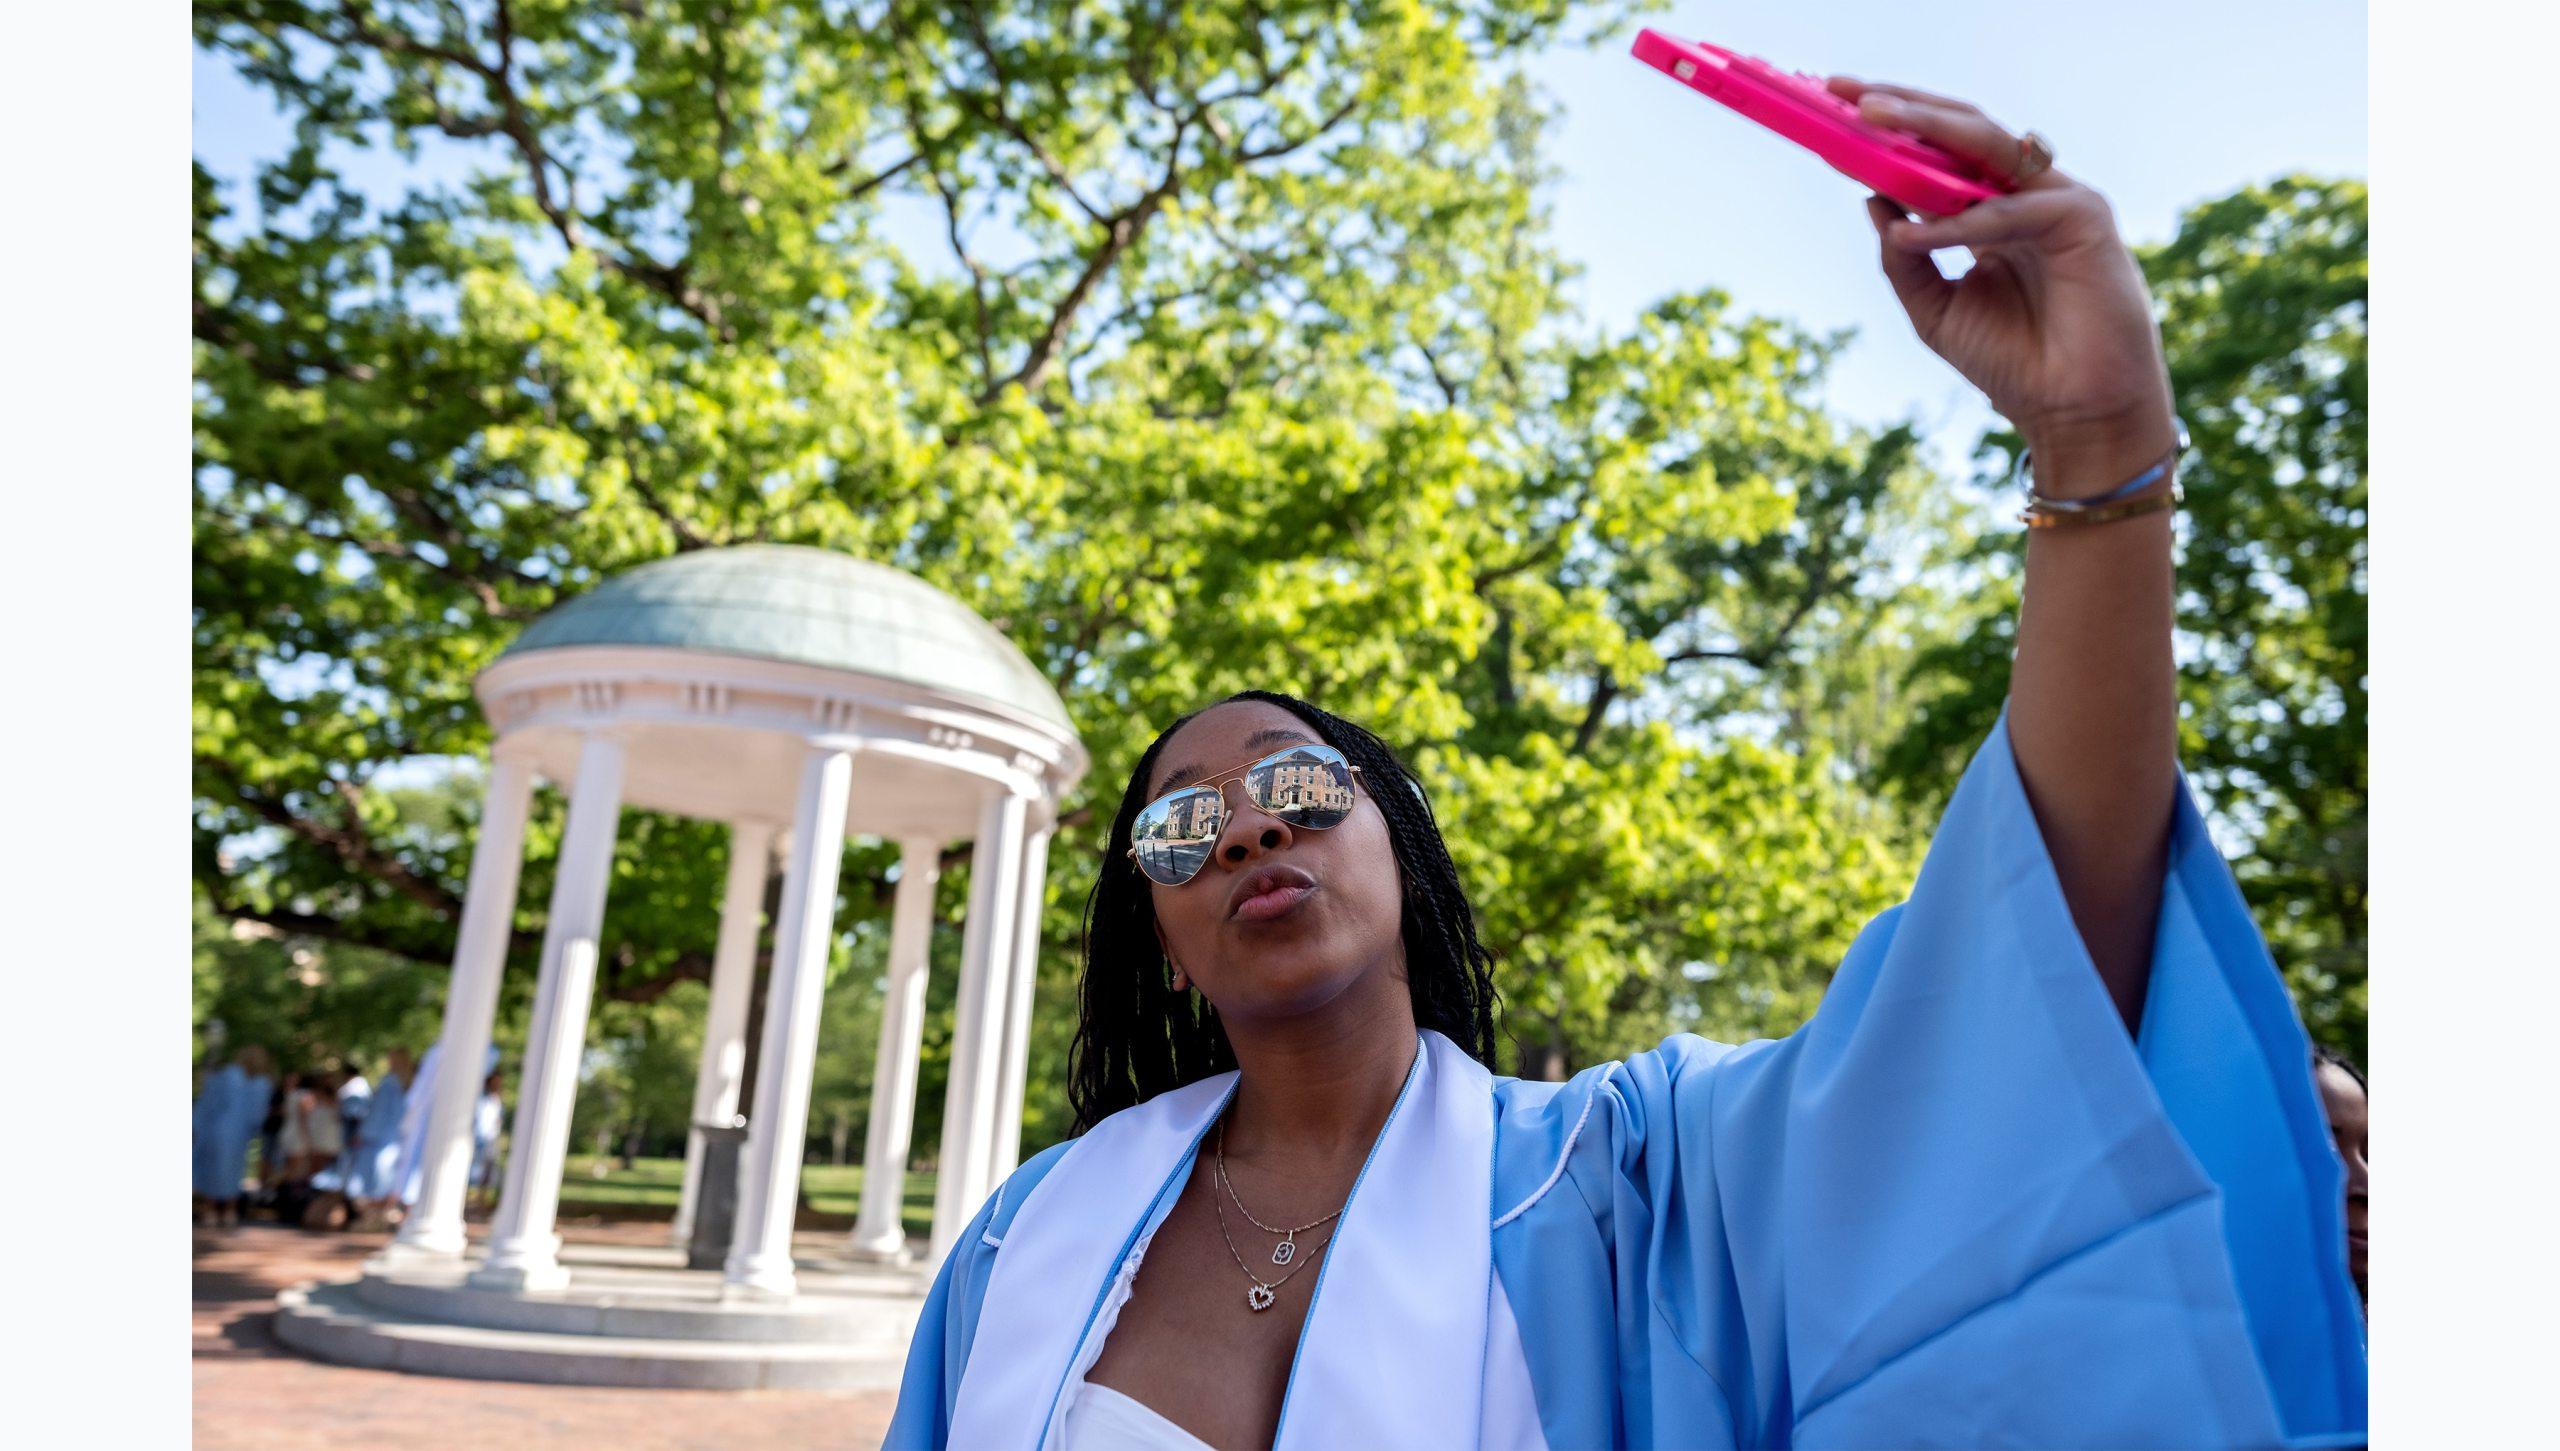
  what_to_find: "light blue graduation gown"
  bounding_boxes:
[394,1044,505,1204]
[885,721,2369,1449]
[394,1045,444,1206]
[346,1068,408,1199]
[191,1065,273,1200]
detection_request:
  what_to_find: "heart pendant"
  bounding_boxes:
[1248,1283,1277,1312]
[1271,1238,1295,1267]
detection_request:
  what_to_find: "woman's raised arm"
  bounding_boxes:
[1833,76,2184,1028]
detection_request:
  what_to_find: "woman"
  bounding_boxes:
[276,1072,346,1182]
[888,78,2367,1450]
[190,1045,273,1230]
[343,1046,413,1230]
[2314,1046,2369,1309]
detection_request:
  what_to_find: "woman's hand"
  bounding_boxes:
[1828,76,2178,493]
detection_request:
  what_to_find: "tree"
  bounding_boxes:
[1883,177,2368,1057]
[194,0,1962,1147]
[193,888,448,1075]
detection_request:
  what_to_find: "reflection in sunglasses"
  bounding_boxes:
[1129,745,1361,886]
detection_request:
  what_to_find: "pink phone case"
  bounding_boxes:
[1630,29,2012,216]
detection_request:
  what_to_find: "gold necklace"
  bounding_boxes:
[1211,1120,1347,1312]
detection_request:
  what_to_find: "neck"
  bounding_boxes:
[1219,963,1421,1162]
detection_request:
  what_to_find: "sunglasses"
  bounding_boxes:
[1124,742,1364,886]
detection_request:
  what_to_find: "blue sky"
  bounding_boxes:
[1522,2,2367,468]
[193,0,2366,479]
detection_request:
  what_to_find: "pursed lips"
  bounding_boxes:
[1229,863,1319,921]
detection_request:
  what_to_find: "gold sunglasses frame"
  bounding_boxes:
[1122,745,1365,881]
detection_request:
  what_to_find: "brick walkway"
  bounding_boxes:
[195,1217,897,1449]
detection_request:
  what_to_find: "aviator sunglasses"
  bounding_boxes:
[1124,743,1364,887]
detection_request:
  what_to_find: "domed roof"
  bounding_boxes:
[501,545,1072,731]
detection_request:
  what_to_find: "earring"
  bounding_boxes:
[1169,962,1191,993]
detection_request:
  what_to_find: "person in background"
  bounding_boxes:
[345,1046,413,1230]
[2314,1044,2368,1309]
[332,1060,372,1183]
[256,1071,298,1214]
[277,1073,345,1181]
[469,1069,507,1212]
[191,1045,274,1229]
[390,1042,448,1215]
[270,1072,344,1228]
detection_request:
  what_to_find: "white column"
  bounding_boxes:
[722,745,858,1300]
[671,820,777,1248]
[983,817,1055,1192]
[470,733,625,1293]
[848,839,943,1262]
[378,751,538,1266]
[929,787,1030,1262]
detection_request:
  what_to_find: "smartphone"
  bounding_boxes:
[1630,29,2013,216]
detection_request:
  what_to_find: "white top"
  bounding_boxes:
[277,1094,343,1158]
[1058,1380,1214,1451]
[1037,1225,1215,1451]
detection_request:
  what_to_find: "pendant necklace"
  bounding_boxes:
[1212,1119,1347,1312]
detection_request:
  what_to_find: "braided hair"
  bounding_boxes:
[1068,689,1504,1132]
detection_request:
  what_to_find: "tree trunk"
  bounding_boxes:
[1529,1021,1571,1083]
[831,1107,851,1167]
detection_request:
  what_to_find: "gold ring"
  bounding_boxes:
[2013,130,2054,183]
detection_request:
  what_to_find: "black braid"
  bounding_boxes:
[1068,690,1505,1132]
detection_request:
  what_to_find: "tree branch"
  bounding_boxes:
[955,1,1107,223]
[1572,672,1619,755]
[1659,548,1845,674]
[326,0,727,335]
[609,424,712,550]
[200,755,465,920]
[1236,95,1358,163]
[365,480,553,601]
[832,150,921,198]
[296,518,526,619]
[986,140,1186,404]
[602,947,712,1005]
[926,163,1000,395]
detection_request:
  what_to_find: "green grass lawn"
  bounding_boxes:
[558,1155,939,1240]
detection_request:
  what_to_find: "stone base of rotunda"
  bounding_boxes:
[274,1233,930,1390]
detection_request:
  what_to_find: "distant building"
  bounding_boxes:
[1255,749,1353,814]
[1170,792,1221,840]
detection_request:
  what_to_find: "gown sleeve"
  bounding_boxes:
[880,1193,1004,1450]
[882,1139,1079,1450]
[1531,712,2366,1449]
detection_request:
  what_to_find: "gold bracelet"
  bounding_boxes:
[2019,481,2181,529]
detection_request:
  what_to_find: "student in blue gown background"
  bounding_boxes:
[394,1044,504,1210]
[887,71,2369,1451]
[344,1045,413,1228]
[191,1045,272,1229]
[334,1060,371,1147]
[390,1042,445,1213]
